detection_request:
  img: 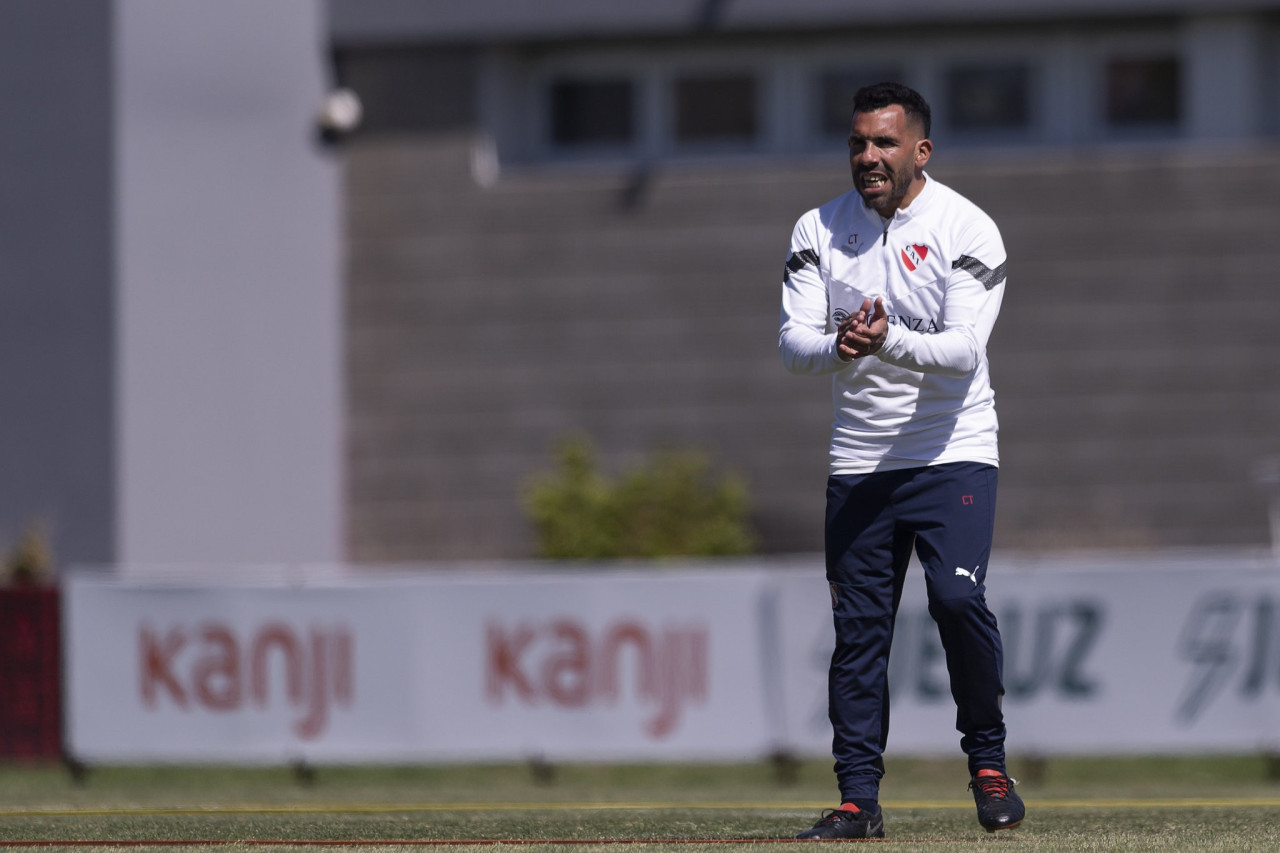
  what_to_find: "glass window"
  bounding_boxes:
[1105,57,1181,126]
[550,78,635,147]
[817,67,904,136]
[674,73,757,143]
[947,63,1031,130]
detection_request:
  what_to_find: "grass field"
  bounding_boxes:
[3,755,1280,852]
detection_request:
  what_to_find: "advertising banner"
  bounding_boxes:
[64,553,1280,763]
[64,568,772,763]
[769,555,1280,758]
[65,580,419,763]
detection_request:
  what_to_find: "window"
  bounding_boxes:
[674,73,757,144]
[947,63,1031,130]
[1105,57,1180,126]
[550,78,635,147]
[817,67,904,136]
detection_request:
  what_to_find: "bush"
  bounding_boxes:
[524,437,756,560]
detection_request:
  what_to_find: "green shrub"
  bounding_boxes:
[524,437,756,559]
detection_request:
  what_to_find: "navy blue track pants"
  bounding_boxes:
[824,461,1007,801]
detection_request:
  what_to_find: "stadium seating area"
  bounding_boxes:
[345,135,1280,560]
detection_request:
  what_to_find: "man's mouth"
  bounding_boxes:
[860,173,888,190]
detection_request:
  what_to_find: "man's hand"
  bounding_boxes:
[837,297,888,361]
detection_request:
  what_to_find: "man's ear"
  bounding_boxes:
[915,138,933,169]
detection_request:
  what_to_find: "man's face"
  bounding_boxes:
[848,105,930,215]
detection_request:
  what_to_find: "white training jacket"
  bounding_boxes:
[779,175,1006,475]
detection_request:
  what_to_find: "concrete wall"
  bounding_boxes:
[0,0,344,569]
[330,6,1280,560]
[0,2,116,567]
[344,136,1280,559]
[114,0,344,564]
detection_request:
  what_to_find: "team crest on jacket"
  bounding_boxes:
[901,243,929,272]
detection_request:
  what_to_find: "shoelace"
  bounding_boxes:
[815,808,860,825]
[970,774,1015,799]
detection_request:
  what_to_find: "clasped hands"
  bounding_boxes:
[837,297,888,362]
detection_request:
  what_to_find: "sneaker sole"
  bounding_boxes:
[983,820,1022,833]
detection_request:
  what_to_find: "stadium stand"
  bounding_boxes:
[345,134,1280,559]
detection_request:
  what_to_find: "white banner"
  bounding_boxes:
[64,568,772,763]
[65,581,420,763]
[770,554,1280,757]
[63,553,1280,763]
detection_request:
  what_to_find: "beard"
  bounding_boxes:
[854,163,912,214]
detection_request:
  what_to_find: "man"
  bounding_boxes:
[779,82,1024,840]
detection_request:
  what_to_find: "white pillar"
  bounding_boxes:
[114,0,344,564]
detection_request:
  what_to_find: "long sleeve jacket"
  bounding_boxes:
[779,175,1006,474]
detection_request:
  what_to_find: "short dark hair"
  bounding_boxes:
[852,82,932,139]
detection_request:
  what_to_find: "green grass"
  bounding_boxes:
[2,755,1280,851]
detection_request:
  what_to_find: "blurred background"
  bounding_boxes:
[1,0,1279,767]
[4,0,1280,571]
